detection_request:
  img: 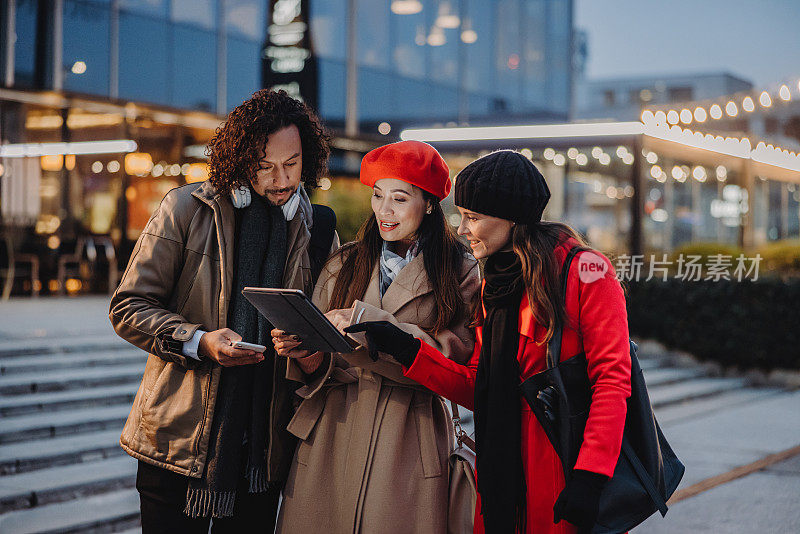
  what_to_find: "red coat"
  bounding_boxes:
[404,238,632,533]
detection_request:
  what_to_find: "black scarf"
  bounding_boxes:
[185,194,287,518]
[475,249,526,533]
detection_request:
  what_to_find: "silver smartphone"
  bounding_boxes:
[232,341,267,352]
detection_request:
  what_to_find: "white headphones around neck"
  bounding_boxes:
[230,185,251,208]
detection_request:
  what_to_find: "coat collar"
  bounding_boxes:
[481,236,580,342]
[190,182,235,259]
[518,295,538,340]
[190,180,221,206]
[364,251,432,315]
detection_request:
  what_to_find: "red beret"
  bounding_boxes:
[359,141,451,200]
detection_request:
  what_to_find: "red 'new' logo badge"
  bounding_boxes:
[578,252,608,283]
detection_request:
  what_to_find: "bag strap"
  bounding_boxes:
[450,401,476,452]
[545,245,587,369]
[621,438,670,515]
[309,204,337,283]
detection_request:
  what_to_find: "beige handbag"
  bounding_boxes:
[448,402,477,534]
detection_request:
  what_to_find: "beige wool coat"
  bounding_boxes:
[276,248,480,534]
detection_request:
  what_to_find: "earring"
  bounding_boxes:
[230,185,251,208]
[426,206,432,215]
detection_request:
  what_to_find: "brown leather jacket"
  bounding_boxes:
[109,180,338,481]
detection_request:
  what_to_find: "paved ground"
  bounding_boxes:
[637,456,800,533]
[634,391,800,533]
[0,296,798,533]
[0,296,115,340]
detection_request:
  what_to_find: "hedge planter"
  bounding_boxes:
[625,278,800,371]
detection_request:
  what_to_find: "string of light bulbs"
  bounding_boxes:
[641,78,799,127]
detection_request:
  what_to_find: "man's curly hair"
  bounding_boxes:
[206,90,331,194]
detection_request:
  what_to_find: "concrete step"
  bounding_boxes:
[0,350,146,375]
[649,377,747,408]
[654,386,783,425]
[0,364,144,395]
[0,405,130,444]
[636,358,662,371]
[0,487,139,534]
[0,335,129,358]
[641,367,701,387]
[0,456,136,512]
[0,429,124,475]
[0,382,139,417]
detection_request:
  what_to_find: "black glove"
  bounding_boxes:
[344,321,421,365]
[553,469,608,529]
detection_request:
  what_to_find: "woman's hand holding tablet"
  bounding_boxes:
[271,328,324,374]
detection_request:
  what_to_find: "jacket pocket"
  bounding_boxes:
[175,250,204,315]
[295,436,312,466]
[413,395,442,478]
[138,365,206,461]
[123,356,167,446]
[141,357,169,407]
[287,391,331,467]
[129,357,170,447]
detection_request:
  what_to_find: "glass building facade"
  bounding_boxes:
[8,1,573,119]
[10,0,266,113]
[310,0,573,126]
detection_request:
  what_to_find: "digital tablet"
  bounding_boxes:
[242,287,354,354]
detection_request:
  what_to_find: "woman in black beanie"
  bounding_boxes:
[347,150,632,534]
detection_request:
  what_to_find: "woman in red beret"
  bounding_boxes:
[347,150,632,534]
[272,141,480,533]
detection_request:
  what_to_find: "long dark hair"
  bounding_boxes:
[471,221,589,342]
[328,191,470,335]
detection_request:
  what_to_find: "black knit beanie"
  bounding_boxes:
[454,150,551,224]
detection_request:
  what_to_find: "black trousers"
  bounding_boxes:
[136,461,281,534]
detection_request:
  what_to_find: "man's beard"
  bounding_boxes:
[262,185,297,206]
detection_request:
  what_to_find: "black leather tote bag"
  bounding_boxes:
[520,246,685,534]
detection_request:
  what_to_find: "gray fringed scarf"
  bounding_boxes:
[185,193,287,518]
[379,240,419,297]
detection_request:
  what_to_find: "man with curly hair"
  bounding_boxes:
[109,90,339,533]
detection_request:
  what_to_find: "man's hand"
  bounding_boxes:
[198,328,265,366]
[271,328,323,374]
